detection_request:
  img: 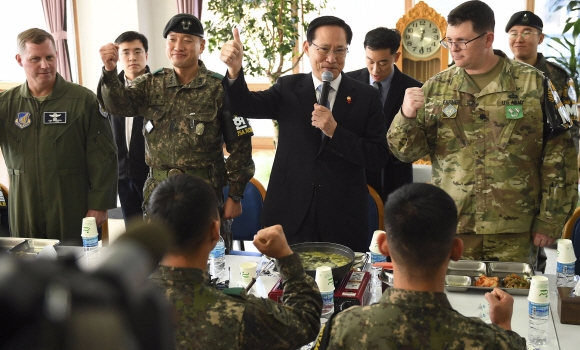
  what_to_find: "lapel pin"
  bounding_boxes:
[347,96,352,104]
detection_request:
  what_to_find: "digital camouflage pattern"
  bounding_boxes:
[149,253,322,350]
[535,53,579,152]
[388,51,578,244]
[316,288,526,350]
[0,73,118,245]
[98,61,255,250]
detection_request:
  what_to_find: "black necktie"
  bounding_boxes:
[373,81,383,105]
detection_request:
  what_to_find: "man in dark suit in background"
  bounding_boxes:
[111,31,150,223]
[347,28,422,201]
[220,16,389,252]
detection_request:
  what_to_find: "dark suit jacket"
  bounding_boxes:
[346,65,422,200]
[224,71,389,252]
[110,68,149,187]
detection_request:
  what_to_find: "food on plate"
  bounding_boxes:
[297,251,351,270]
[474,275,499,287]
[503,273,530,289]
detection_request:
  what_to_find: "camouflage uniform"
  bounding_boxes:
[535,53,579,152]
[149,253,322,350]
[315,288,526,350]
[98,61,255,251]
[387,51,578,262]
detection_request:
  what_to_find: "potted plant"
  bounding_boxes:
[547,0,580,99]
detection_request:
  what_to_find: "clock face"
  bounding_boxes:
[403,19,442,58]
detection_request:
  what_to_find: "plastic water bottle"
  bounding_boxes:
[528,301,549,346]
[320,290,335,321]
[208,236,226,282]
[557,261,575,287]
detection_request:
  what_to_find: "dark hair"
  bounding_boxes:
[384,183,458,272]
[114,31,149,52]
[364,27,401,53]
[17,28,56,54]
[448,0,495,34]
[147,174,219,250]
[306,16,353,45]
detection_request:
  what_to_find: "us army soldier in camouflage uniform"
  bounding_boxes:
[147,174,322,350]
[98,14,255,251]
[315,183,526,350]
[387,1,578,264]
[506,11,579,153]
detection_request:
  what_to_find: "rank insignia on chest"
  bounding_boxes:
[442,104,457,118]
[43,112,67,124]
[505,105,523,119]
[15,112,31,129]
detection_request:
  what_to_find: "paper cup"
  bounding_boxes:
[81,217,98,248]
[239,262,258,285]
[557,239,577,264]
[369,230,385,254]
[528,276,550,303]
[315,266,335,292]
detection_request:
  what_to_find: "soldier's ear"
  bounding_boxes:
[538,33,545,45]
[450,237,464,261]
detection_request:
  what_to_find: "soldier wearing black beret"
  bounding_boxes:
[506,10,579,271]
[98,13,255,254]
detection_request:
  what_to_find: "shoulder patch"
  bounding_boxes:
[152,68,165,75]
[221,287,244,297]
[209,71,224,80]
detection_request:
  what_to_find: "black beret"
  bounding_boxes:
[505,11,543,32]
[163,14,204,38]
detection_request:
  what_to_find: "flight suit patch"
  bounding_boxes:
[15,112,31,129]
[43,112,67,124]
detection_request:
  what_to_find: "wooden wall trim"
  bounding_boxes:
[526,0,535,11]
[72,0,83,85]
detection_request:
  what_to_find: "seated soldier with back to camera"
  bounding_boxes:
[147,174,322,350]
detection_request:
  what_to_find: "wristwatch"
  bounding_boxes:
[229,195,243,202]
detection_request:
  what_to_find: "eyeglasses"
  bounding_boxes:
[120,50,145,57]
[508,31,540,40]
[440,32,486,50]
[310,42,349,57]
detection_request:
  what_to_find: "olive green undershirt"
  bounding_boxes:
[467,55,505,92]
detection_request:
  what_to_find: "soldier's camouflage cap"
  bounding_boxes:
[505,11,543,32]
[163,14,204,38]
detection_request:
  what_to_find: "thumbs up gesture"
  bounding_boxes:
[220,27,244,79]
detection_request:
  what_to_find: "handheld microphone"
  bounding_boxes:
[319,71,334,108]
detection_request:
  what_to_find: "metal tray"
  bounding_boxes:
[0,237,26,252]
[6,238,60,257]
[445,260,533,295]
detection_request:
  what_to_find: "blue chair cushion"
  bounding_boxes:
[224,182,263,242]
[228,250,262,257]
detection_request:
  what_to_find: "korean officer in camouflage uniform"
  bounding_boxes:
[98,14,255,251]
[147,174,322,350]
[506,11,579,152]
[0,28,117,246]
[315,183,526,350]
[387,1,578,264]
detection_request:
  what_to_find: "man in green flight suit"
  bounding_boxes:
[98,14,255,251]
[0,28,118,246]
[387,1,578,265]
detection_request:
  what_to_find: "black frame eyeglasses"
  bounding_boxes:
[440,32,486,50]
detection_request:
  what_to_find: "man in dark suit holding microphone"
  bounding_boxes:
[347,28,422,201]
[220,16,389,252]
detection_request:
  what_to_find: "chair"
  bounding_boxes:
[563,207,580,240]
[223,178,266,251]
[366,184,384,248]
[563,206,580,273]
[0,183,8,237]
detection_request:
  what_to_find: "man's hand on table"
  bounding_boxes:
[253,225,293,259]
[86,209,108,227]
